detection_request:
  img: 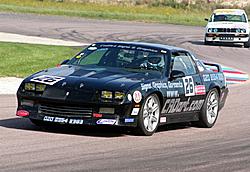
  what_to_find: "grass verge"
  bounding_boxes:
[0,0,211,26]
[0,42,82,78]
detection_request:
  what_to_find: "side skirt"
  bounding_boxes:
[160,112,199,125]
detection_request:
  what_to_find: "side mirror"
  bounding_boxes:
[60,59,70,65]
[170,70,185,80]
[205,18,209,21]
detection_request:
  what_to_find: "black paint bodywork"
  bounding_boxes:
[16,42,228,127]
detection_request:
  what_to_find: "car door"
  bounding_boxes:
[162,51,205,114]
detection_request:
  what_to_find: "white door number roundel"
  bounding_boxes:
[183,76,195,96]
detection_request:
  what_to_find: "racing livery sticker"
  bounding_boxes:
[133,91,142,103]
[96,119,116,125]
[183,76,195,96]
[131,108,140,116]
[195,85,206,95]
[141,81,183,91]
[43,116,83,124]
[162,98,204,114]
[125,118,135,123]
[31,75,65,85]
[69,119,84,124]
[166,91,179,98]
[203,74,211,82]
[160,117,167,123]
[203,73,224,82]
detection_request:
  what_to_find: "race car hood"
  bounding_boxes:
[22,65,162,102]
[206,22,249,30]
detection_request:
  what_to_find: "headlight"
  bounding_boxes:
[24,83,35,91]
[236,28,241,33]
[208,28,212,33]
[114,92,125,100]
[241,29,246,33]
[101,91,113,99]
[213,28,218,33]
[36,84,46,92]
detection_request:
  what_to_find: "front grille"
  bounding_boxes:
[217,28,237,33]
[39,104,93,118]
[218,34,235,37]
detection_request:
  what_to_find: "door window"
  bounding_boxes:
[171,52,197,75]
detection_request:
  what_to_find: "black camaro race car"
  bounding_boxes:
[16,42,228,136]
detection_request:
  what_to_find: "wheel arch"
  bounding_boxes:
[208,83,221,97]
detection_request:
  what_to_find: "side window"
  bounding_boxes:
[172,52,197,75]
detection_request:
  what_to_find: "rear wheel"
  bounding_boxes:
[136,94,160,136]
[197,89,219,128]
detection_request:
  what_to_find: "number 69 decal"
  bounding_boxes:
[183,76,195,96]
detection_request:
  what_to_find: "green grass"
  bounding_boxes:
[0,0,211,26]
[0,42,82,78]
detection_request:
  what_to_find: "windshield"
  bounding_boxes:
[68,44,166,72]
[211,14,247,22]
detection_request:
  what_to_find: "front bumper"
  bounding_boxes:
[16,97,140,127]
[205,33,249,43]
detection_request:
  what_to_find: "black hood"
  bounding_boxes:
[27,65,163,91]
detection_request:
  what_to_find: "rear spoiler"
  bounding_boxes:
[203,61,223,73]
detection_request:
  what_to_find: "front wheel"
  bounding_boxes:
[136,94,160,136]
[197,89,219,128]
[244,38,250,48]
[204,38,212,45]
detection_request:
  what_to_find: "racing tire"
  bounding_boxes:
[136,94,160,136]
[30,119,45,126]
[204,39,212,46]
[196,88,219,128]
[244,38,250,48]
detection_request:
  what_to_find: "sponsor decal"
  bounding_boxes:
[43,116,54,122]
[183,76,195,96]
[168,81,183,89]
[31,75,65,85]
[54,117,68,123]
[131,108,140,116]
[195,85,206,95]
[125,118,135,123]
[160,117,167,123]
[88,47,97,50]
[162,98,204,114]
[203,73,224,82]
[203,74,211,82]
[166,91,179,98]
[161,50,167,54]
[96,119,116,125]
[133,91,142,103]
[99,44,158,53]
[43,116,84,124]
[69,119,84,124]
[141,81,183,91]
[210,73,224,81]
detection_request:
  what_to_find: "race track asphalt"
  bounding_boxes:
[0,12,250,172]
